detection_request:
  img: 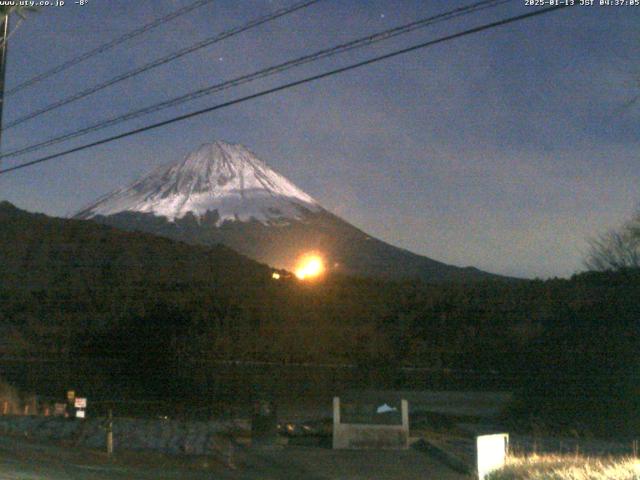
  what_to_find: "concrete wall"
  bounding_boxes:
[0,415,249,456]
[332,397,409,449]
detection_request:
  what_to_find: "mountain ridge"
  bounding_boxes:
[75,140,509,282]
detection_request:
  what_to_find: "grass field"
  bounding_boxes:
[487,454,640,479]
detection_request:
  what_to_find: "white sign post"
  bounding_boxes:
[477,433,509,480]
[74,397,87,419]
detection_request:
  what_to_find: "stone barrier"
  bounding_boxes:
[0,415,249,456]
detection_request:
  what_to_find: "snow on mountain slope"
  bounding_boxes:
[76,141,320,225]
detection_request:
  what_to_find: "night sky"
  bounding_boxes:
[0,0,637,279]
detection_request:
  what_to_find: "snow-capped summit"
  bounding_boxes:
[76,141,320,225]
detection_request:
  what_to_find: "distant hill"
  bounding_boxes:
[0,200,282,358]
[0,199,273,291]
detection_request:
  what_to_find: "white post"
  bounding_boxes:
[477,433,509,480]
[401,399,409,429]
[401,399,409,448]
[106,409,113,457]
[332,397,340,449]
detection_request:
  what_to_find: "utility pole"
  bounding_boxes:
[0,12,9,162]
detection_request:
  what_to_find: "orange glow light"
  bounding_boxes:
[294,253,325,280]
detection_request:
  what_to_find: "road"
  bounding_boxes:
[0,435,468,479]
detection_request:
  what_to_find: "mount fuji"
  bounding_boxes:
[76,140,502,282]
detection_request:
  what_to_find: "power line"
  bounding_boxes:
[3,0,322,130]
[0,4,572,176]
[4,0,215,97]
[0,0,510,160]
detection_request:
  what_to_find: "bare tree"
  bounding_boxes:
[0,6,37,42]
[585,209,640,271]
[623,74,640,109]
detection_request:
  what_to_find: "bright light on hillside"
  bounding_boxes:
[294,253,325,280]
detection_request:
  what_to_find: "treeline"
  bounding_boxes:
[1,201,639,435]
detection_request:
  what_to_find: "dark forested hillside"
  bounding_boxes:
[0,201,401,363]
[1,201,639,436]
